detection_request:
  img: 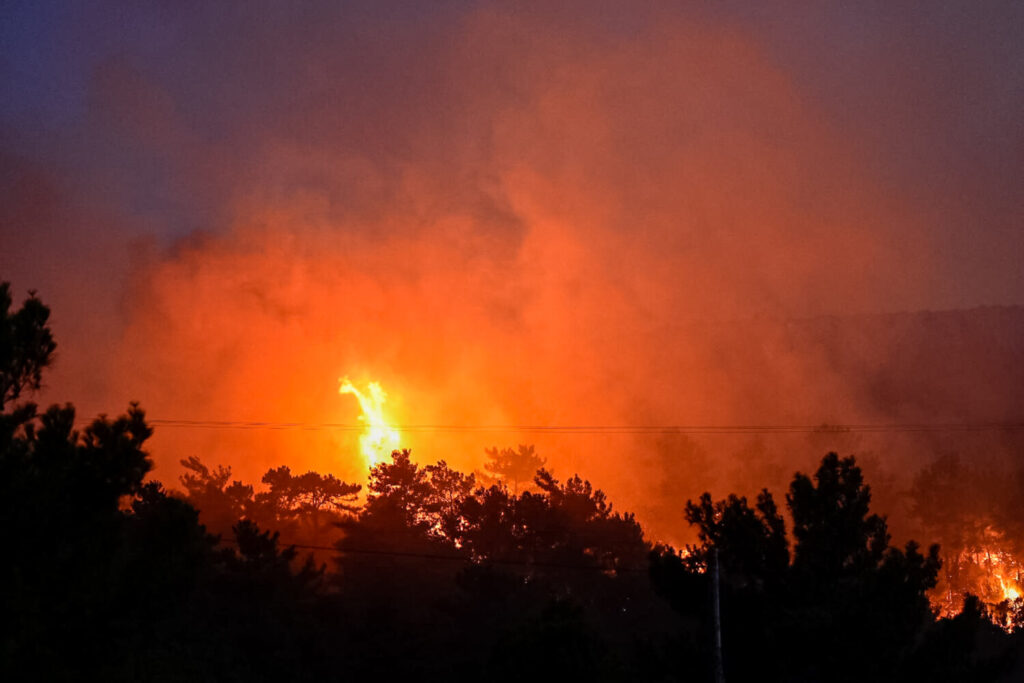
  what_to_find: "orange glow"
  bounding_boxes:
[999,575,1021,603]
[52,7,1020,556]
[931,535,1023,630]
[339,378,401,470]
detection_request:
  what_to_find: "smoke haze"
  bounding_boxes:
[2,1,1023,543]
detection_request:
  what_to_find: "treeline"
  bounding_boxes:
[910,453,1024,617]
[3,283,1023,681]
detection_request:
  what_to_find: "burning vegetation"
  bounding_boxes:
[4,2,1022,679]
[931,535,1024,630]
[339,377,401,467]
[907,452,1024,631]
[4,285,1024,680]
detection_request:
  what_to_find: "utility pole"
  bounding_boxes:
[712,547,726,683]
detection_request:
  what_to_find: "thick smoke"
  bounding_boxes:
[2,1,1023,544]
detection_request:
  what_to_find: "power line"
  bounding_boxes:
[138,418,1024,435]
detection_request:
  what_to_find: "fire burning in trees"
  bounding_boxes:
[4,3,1022,642]
[339,378,401,469]
[932,533,1024,630]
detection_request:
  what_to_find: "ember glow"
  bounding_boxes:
[339,378,401,469]
[932,534,1024,630]
[3,3,1024,678]
[2,0,1023,597]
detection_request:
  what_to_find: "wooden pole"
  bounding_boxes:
[712,547,726,683]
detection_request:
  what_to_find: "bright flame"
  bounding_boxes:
[339,378,401,469]
[999,575,1021,602]
[930,533,1023,631]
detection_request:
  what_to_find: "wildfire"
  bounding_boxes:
[931,534,1024,630]
[339,378,401,469]
[998,574,1021,603]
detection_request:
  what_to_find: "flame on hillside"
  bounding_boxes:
[339,378,400,470]
[931,529,1024,631]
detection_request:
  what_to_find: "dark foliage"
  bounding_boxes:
[2,282,1022,681]
[651,452,1022,682]
[480,443,547,493]
[0,283,55,410]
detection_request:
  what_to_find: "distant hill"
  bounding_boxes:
[674,306,1024,426]
[781,306,1024,423]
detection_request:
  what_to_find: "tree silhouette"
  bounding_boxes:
[224,518,323,592]
[684,489,788,589]
[2,398,155,675]
[2,280,1018,680]
[481,444,546,493]
[653,452,951,682]
[909,594,1019,681]
[784,454,942,680]
[333,450,469,605]
[531,468,649,571]
[178,455,255,538]
[0,282,336,679]
[0,283,55,410]
[259,466,361,517]
[177,456,363,550]
[345,449,474,546]
[256,465,360,545]
[788,452,890,579]
[116,481,219,618]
